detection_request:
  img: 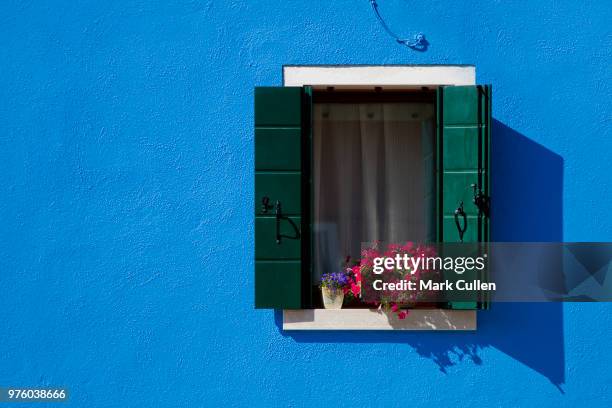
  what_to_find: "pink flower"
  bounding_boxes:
[397,311,408,320]
[352,266,362,283]
[350,283,360,296]
[401,242,414,251]
[383,249,395,258]
[391,303,399,312]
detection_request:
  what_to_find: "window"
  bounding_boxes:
[312,90,436,307]
[255,66,490,330]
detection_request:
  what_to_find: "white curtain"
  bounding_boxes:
[313,102,435,279]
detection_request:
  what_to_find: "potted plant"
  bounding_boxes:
[319,272,349,309]
[355,242,440,319]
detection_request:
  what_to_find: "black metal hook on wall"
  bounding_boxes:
[471,184,490,218]
[274,200,282,244]
[454,201,468,243]
[261,196,299,244]
[261,196,272,213]
[261,196,283,243]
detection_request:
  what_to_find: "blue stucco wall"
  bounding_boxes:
[1,1,611,406]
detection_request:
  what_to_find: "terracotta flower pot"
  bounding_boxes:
[321,287,344,309]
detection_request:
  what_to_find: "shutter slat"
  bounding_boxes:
[255,262,301,309]
[254,173,301,216]
[255,128,301,170]
[255,87,302,127]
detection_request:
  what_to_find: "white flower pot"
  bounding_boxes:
[321,287,344,309]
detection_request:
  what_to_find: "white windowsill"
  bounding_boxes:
[283,309,476,331]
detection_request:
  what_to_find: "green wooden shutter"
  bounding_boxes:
[437,85,491,310]
[254,87,311,309]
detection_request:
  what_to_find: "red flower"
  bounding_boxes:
[350,282,361,296]
[352,265,362,283]
[391,303,399,312]
[397,311,408,320]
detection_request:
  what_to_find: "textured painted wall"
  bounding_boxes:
[1,0,611,406]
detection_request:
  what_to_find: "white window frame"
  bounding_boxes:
[283,65,475,89]
[281,65,477,331]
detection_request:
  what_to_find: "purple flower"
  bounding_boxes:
[320,272,349,289]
